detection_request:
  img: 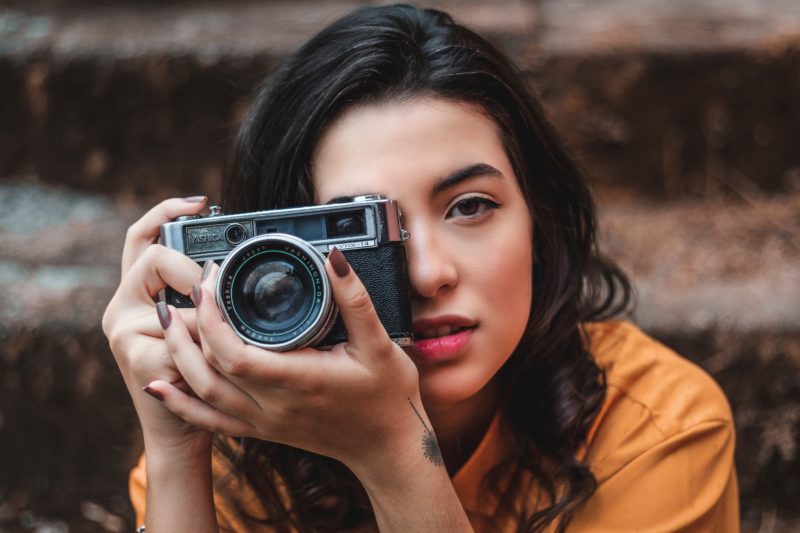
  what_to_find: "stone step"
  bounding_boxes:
[0,178,798,531]
[1,0,799,199]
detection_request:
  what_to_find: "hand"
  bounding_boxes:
[102,197,212,452]
[146,248,425,472]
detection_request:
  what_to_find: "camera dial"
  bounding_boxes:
[175,214,201,222]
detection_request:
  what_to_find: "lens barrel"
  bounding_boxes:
[215,234,336,351]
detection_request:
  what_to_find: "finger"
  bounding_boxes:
[326,247,391,357]
[196,264,302,386]
[121,196,208,279]
[160,303,262,419]
[122,244,203,304]
[144,379,254,437]
[125,307,200,341]
[111,334,179,386]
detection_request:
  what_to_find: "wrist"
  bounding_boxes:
[348,420,471,533]
[348,400,441,489]
[352,438,439,491]
[143,434,218,533]
[143,430,213,469]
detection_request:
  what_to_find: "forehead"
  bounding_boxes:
[311,97,514,202]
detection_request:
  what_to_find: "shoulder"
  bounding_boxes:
[581,320,735,482]
[575,322,738,531]
[569,321,739,531]
[584,320,733,441]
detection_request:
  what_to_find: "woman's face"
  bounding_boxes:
[313,98,532,408]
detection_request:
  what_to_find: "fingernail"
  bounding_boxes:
[156,301,171,329]
[143,385,164,402]
[328,247,350,278]
[183,195,207,204]
[202,259,214,281]
[191,283,202,307]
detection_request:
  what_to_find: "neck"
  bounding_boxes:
[425,379,501,476]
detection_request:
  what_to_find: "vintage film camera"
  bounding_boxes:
[160,195,413,351]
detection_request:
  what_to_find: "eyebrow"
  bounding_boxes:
[323,162,504,205]
[431,163,504,197]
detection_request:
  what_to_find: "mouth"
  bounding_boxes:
[412,315,477,339]
[415,324,475,340]
[410,315,477,361]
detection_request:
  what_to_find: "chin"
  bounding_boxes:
[418,365,490,407]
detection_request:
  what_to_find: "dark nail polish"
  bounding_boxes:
[202,259,214,281]
[156,301,171,329]
[183,195,207,204]
[329,247,351,278]
[191,284,202,306]
[143,385,164,402]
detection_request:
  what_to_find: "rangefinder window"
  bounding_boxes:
[255,216,324,241]
[326,210,366,238]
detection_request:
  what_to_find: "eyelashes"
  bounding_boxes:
[446,196,501,220]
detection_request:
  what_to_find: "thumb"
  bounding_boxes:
[325,247,391,356]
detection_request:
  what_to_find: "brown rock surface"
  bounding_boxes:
[1,0,798,198]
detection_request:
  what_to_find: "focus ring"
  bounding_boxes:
[215,233,336,351]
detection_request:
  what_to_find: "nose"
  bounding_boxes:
[405,221,458,299]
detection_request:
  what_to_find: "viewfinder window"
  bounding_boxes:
[326,210,366,238]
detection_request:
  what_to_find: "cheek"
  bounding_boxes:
[481,236,532,326]
[464,216,533,313]
[458,215,533,349]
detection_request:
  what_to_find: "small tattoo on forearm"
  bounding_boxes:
[408,398,444,467]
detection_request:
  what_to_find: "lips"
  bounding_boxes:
[410,315,477,361]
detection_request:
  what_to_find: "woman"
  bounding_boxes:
[102,5,739,532]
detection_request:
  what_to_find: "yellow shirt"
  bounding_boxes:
[130,320,739,531]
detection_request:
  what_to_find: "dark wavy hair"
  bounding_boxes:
[216,4,632,532]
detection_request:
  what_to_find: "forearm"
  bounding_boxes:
[350,412,473,533]
[358,457,473,532]
[143,437,218,533]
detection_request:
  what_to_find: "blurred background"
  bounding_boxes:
[0,0,798,531]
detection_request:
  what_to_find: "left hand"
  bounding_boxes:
[146,249,424,470]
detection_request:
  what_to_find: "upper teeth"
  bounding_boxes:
[419,325,462,339]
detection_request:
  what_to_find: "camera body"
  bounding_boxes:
[160,195,413,351]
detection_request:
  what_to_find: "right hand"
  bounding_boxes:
[102,196,211,452]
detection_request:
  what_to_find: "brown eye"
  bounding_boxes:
[457,198,480,216]
[447,196,501,220]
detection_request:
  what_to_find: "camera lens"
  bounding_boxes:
[238,259,311,331]
[216,234,336,351]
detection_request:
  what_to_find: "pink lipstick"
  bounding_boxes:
[409,315,476,362]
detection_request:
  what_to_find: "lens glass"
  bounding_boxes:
[230,251,316,336]
[240,258,309,331]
